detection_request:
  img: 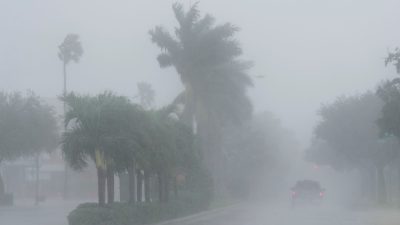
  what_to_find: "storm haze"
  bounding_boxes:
[2,1,400,225]
[2,0,400,147]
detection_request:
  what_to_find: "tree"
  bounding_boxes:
[385,47,400,74]
[150,3,253,191]
[223,112,297,199]
[0,92,59,200]
[137,82,155,110]
[128,106,204,203]
[377,80,400,138]
[58,33,83,198]
[376,80,400,205]
[61,92,140,206]
[307,93,398,204]
[58,34,83,97]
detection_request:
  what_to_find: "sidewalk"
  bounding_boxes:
[0,198,86,225]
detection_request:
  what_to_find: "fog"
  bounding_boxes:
[2,0,400,225]
[2,0,400,147]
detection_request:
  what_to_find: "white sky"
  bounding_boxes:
[1,0,400,148]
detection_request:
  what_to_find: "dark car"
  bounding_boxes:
[290,180,325,207]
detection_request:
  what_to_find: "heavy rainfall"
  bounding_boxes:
[1,1,400,225]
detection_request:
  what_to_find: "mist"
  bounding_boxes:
[1,0,400,225]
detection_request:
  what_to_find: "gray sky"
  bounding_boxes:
[1,0,400,148]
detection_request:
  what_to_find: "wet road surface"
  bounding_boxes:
[1,200,400,225]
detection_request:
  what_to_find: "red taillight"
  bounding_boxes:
[319,192,324,197]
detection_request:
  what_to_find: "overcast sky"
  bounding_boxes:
[1,0,400,148]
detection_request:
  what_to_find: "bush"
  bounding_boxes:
[68,194,211,225]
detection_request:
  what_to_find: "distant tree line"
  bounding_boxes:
[0,92,59,202]
[306,48,400,206]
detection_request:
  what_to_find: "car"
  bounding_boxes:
[290,179,325,207]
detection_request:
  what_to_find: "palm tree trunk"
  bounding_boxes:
[97,168,106,206]
[163,173,169,203]
[0,175,4,197]
[398,163,400,207]
[63,62,67,97]
[0,161,5,196]
[62,62,69,200]
[173,176,178,198]
[128,165,136,203]
[367,167,377,203]
[107,165,114,204]
[35,153,40,206]
[144,171,151,202]
[137,169,143,202]
[197,115,224,196]
[158,172,163,202]
[377,165,387,204]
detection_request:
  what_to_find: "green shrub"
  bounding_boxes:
[68,194,211,225]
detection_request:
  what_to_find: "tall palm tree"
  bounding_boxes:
[58,33,83,198]
[58,34,83,98]
[150,3,253,190]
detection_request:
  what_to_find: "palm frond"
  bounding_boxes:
[149,26,180,54]
[157,53,173,68]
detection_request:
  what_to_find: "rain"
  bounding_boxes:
[1,1,400,225]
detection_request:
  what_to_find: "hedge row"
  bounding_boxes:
[68,193,211,225]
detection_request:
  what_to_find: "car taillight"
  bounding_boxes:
[319,192,324,197]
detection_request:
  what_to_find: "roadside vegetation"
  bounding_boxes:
[0,92,59,205]
[306,47,400,208]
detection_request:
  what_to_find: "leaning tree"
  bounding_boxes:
[150,3,253,191]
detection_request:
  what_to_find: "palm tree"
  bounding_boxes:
[58,34,83,98]
[150,3,253,190]
[61,92,138,206]
[137,82,155,110]
[140,107,201,202]
[58,34,83,198]
[385,47,400,74]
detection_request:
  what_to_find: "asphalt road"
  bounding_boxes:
[1,200,400,225]
[159,203,400,225]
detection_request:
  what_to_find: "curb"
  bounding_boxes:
[151,203,242,225]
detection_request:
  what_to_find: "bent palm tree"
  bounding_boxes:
[150,3,253,190]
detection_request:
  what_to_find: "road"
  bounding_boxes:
[1,200,400,225]
[159,203,400,225]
